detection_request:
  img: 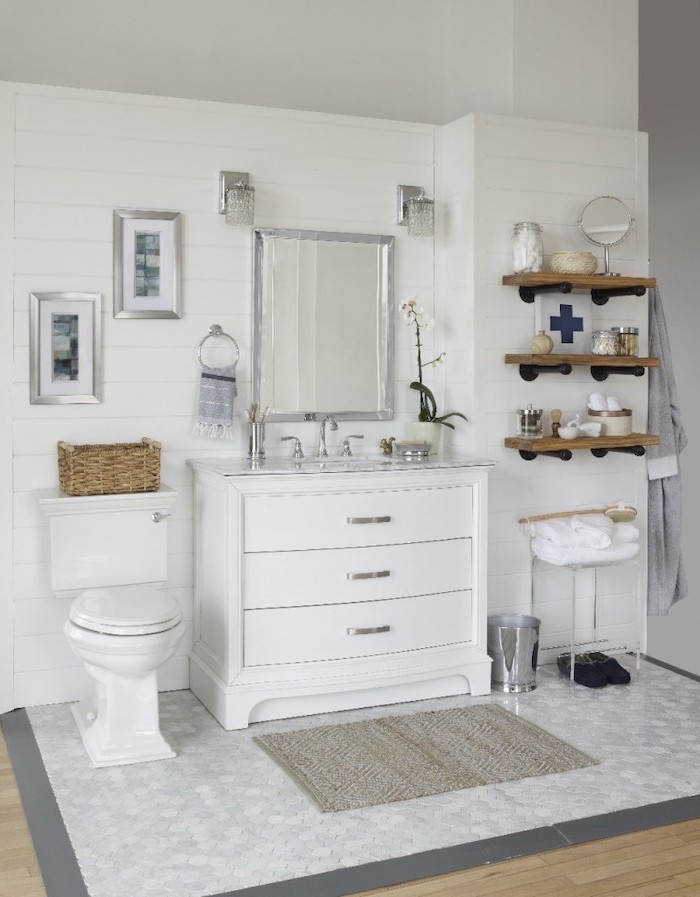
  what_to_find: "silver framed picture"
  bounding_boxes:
[113,209,182,319]
[29,292,102,404]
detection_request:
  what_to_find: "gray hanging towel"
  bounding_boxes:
[647,287,688,615]
[193,363,237,439]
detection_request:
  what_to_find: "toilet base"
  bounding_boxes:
[71,697,176,768]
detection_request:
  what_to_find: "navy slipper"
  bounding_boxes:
[557,653,608,688]
[587,651,631,684]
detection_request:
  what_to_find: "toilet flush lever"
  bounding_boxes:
[152,511,171,523]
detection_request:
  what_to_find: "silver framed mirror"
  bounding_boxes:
[253,228,394,421]
[579,196,633,275]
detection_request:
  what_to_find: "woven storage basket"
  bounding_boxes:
[549,251,598,275]
[57,438,161,496]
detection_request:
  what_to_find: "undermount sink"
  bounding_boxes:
[296,455,394,469]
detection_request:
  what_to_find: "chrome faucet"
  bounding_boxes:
[318,414,338,457]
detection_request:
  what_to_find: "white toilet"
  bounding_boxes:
[39,487,185,768]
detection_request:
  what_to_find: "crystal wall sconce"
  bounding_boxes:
[397,185,435,237]
[219,171,255,226]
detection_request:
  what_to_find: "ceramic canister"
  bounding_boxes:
[587,408,632,436]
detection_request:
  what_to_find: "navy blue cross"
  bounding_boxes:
[549,303,584,344]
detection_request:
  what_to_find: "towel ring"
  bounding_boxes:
[197,324,239,367]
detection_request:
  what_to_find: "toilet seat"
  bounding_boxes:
[70,587,183,636]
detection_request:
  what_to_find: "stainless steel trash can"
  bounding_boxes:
[487,613,540,693]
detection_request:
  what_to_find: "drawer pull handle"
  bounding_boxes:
[346,625,391,636]
[346,515,391,524]
[347,570,390,581]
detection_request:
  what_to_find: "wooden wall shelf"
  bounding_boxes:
[502,273,657,305]
[504,353,659,381]
[505,433,660,461]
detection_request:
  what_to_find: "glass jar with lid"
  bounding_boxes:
[611,326,639,356]
[591,330,619,355]
[511,222,544,274]
[516,404,544,439]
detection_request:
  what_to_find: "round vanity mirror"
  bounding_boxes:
[579,196,633,275]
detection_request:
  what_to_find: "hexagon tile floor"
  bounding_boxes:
[24,659,700,897]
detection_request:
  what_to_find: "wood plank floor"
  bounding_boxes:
[0,725,46,897]
[2,723,699,897]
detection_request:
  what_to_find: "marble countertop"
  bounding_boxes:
[187,452,495,476]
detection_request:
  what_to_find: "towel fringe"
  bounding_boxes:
[193,422,233,439]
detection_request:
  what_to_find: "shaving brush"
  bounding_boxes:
[550,408,562,438]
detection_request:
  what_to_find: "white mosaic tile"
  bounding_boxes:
[26,659,700,897]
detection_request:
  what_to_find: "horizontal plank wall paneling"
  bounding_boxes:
[446,114,650,663]
[5,86,650,708]
[9,83,437,707]
[0,86,15,713]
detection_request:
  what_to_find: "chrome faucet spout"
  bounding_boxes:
[318,414,338,457]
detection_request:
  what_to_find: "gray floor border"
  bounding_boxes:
[1,707,89,897]
[2,655,699,897]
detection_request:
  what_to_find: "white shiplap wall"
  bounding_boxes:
[441,113,650,661]
[7,82,438,707]
[4,86,650,709]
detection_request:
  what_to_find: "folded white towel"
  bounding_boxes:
[569,513,614,549]
[531,513,616,549]
[532,539,640,567]
[588,392,607,411]
[531,519,582,547]
[607,395,622,411]
[612,522,640,544]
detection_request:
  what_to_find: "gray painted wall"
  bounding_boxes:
[640,1,700,673]
[0,0,638,129]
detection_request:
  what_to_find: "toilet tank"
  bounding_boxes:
[39,488,177,593]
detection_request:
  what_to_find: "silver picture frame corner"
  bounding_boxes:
[29,291,102,405]
[113,208,182,320]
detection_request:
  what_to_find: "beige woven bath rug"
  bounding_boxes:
[253,704,598,812]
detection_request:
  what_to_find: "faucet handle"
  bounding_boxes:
[341,435,364,457]
[281,436,304,459]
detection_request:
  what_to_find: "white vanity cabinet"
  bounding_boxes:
[189,457,492,729]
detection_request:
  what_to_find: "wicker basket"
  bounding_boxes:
[57,438,161,496]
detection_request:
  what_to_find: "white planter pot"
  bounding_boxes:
[412,421,443,455]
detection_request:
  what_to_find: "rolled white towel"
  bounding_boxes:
[588,392,607,411]
[612,522,640,544]
[606,395,622,411]
[569,513,614,549]
[532,519,582,547]
[532,538,640,567]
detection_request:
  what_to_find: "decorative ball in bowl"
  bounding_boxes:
[557,425,580,440]
[393,440,431,458]
[549,251,597,275]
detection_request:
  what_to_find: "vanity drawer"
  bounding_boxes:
[244,538,471,609]
[244,590,472,666]
[243,485,472,552]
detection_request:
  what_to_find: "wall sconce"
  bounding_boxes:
[397,185,434,237]
[219,171,255,226]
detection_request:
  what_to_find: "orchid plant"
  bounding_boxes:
[399,297,468,430]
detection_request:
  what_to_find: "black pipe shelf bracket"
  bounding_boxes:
[519,449,573,461]
[590,285,648,306]
[519,281,573,304]
[590,364,647,382]
[519,362,573,381]
[591,445,647,458]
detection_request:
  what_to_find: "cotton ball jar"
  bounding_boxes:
[512,222,544,274]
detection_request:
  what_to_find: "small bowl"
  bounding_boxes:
[558,425,580,440]
[394,440,431,458]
